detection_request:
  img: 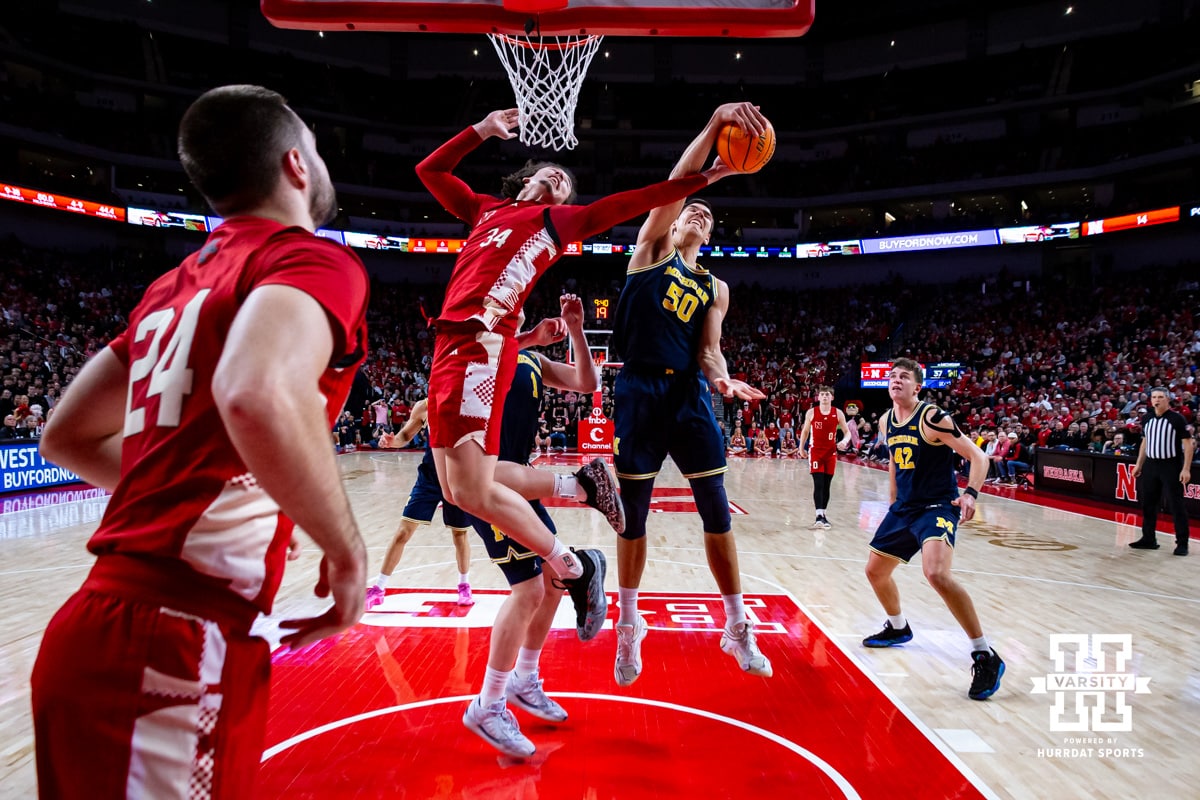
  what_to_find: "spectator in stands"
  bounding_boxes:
[534,416,552,453]
[779,427,799,457]
[753,429,772,457]
[727,424,747,456]
[986,430,1011,482]
[1,413,20,440]
[549,409,568,453]
[1104,432,1135,457]
[1000,433,1031,484]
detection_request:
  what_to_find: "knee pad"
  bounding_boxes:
[689,474,731,534]
[618,477,654,540]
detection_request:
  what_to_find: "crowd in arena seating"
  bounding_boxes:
[3,240,1197,474]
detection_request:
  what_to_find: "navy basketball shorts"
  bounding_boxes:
[401,467,469,529]
[868,503,960,563]
[471,500,557,586]
[613,369,727,481]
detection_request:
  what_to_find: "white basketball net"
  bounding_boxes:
[488,33,603,151]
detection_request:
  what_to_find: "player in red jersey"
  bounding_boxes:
[798,386,853,530]
[32,85,369,799]
[416,108,735,632]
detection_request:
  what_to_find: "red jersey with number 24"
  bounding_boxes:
[87,216,369,615]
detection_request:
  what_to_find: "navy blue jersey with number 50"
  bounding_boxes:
[613,249,716,371]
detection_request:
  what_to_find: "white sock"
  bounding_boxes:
[554,473,579,499]
[722,594,746,629]
[816,508,826,517]
[515,647,541,679]
[545,539,583,579]
[479,665,511,707]
[618,587,640,626]
[374,574,389,590]
[458,572,469,585]
[970,636,989,653]
[888,613,907,629]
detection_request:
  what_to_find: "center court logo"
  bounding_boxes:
[1031,634,1150,759]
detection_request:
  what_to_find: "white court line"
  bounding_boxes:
[652,555,1004,800]
[647,544,1200,605]
[260,692,863,799]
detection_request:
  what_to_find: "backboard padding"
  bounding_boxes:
[261,0,815,38]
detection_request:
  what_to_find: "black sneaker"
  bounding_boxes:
[862,620,913,648]
[968,648,1005,700]
[1174,545,1189,556]
[575,458,625,535]
[552,548,608,641]
[1128,539,1160,550]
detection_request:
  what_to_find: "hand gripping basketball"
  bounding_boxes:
[716,120,776,174]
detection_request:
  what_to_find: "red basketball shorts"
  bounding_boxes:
[32,586,270,799]
[809,451,838,475]
[427,326,519,456]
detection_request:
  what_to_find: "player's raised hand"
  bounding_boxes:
[702,155,739,184]
[560,293,585,329]
[279,552,366,650]
[473,108,519,140]
[712,377,766,401]
[525,317,568,347]
[713,102,767,138]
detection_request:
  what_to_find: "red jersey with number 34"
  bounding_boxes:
[87,216,369,614]
[418,127,707,337]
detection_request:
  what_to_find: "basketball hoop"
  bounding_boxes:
[488,31,603,151]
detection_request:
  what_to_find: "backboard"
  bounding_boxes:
[261,0,815,38]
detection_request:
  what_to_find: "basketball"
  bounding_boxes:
[716,121,776,173]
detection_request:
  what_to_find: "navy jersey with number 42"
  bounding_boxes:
[882,401,959,510]
[613,250,717,371]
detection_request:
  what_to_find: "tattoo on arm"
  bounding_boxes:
[926,407,962,437]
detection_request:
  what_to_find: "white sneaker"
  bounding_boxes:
[462,697,535,758]
[720,621,773,677]
[614,615,648,687]
[507,672,567,722]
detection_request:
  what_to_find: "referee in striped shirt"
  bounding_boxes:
[1129,387,1193,556]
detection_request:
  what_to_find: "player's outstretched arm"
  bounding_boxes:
[415,109,517,224]
[38,346,127,491]
[631,103,767,266]
[213,284,366,648]
[394,398,429,449]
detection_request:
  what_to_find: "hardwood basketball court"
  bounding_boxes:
[1,451,1196,798]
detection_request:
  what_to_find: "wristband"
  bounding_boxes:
[963,486,979,499]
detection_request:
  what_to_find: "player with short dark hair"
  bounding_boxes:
[34,84,369,797]
[609,103,774,686]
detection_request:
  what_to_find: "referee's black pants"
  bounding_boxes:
[1138,458,1190,547]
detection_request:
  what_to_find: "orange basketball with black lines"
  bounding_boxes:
[716,121,776,173]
